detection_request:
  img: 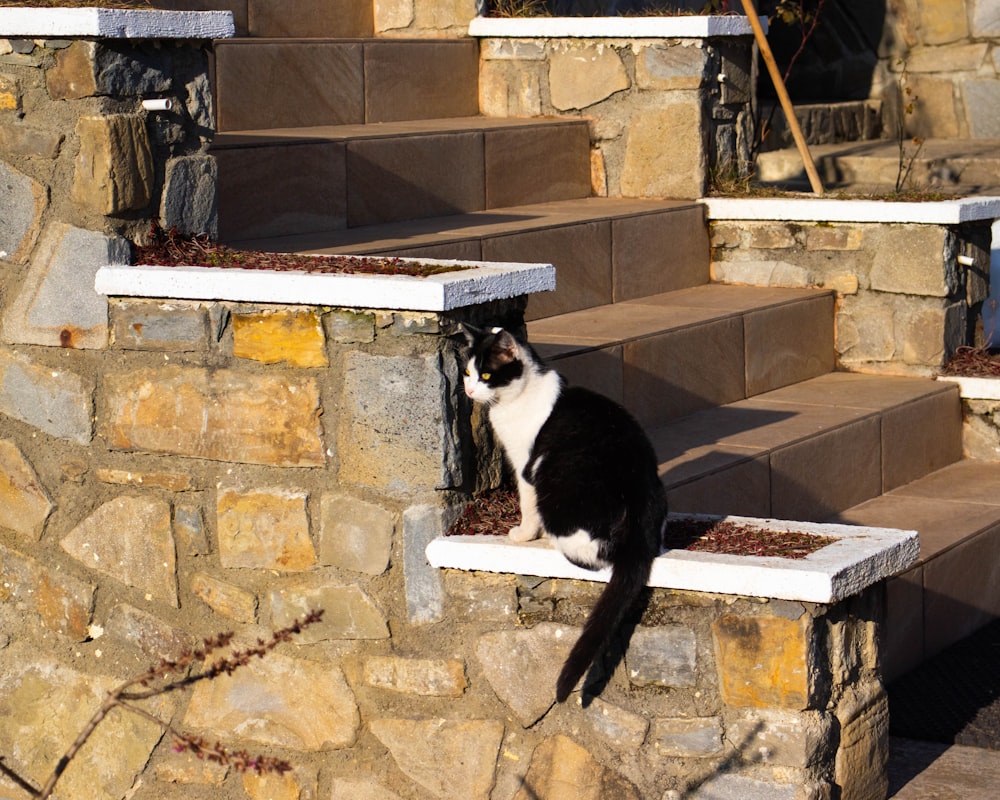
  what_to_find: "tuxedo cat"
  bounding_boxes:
[459,323,667,702]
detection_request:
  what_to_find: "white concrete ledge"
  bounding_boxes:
[703,196,1000,224]
[95,259,556,312]
[469,15,760,39]
[427,514,919,604]
[0,8,235,39]
[938,375,1000,400]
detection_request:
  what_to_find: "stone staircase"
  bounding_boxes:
[198,4,1000,682]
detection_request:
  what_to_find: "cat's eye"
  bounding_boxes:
[481,372,491,380]
[463,368,470,377]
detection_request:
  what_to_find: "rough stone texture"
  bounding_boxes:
[476,622,574,726]
[96,466,192,491]
[72,114,154,214]
[110,299,210,351]
[232,307,327,367]
[369,718,504,800]
[870,225,948,297]
[160,154,219,238]
[319,490,394,574]
[184,652,360,750]
[364,655,467,697]
[268,572,389,641]
[3,222,128,349]
[727,708,835,769]
[582,697,649,748]
[46,40,98,99]
[516,734,641,800]
[100,365,325,466]
[835,682,890,800]
[0,542,94,640]
[0,438,52,540]
[0,160,46,263]
[0,347,93,443]
[191,571,258,623]
[548,45,630,111]
[962,78,1000,138]
[651,716,724,758]
[625,625,698,688]
[621,102,706,198]
[217,484,316,571]
[402,502,457,624]
[103,602,196,661]
[338,350,460,495]
[688,773,797,800]
[0,644,171,800]
[636,43,708,91]
[61,495,178,607]
[713,614,812,709]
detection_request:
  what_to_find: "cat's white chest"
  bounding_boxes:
[489,371,560,472]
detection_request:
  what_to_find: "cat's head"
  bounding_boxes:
[457,323,526,404]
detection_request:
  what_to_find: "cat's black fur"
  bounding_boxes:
[458,323,667,702]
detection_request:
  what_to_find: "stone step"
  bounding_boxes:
[529,285,836,428]
[836,459,1000,681]
[756,138,1000,194]
[212,38,479,132]
[225,197,711,321]
[212,117,593,241]
[651,369,961,528]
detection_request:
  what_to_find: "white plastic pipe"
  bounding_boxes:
[141,98,172,111]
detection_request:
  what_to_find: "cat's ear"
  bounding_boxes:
[490,329,519,365]
[453,322,482,346]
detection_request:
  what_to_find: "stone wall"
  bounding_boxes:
[479,33,754,199]
[0,287,891,800]
[0,34,217,265]
[878,0,1000,138]
[710,216,992,374]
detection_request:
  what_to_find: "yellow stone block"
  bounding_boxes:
[232,309,328,368]
[713,614,812,709]
[217,485,316,571]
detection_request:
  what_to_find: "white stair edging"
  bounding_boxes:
[427,514,919,604]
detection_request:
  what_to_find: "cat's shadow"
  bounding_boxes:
[577,590,652,707]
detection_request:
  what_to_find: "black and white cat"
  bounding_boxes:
[459,323,667,702]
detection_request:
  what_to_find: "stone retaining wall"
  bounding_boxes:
[878,0,1000,139]
[0,293,891,799]
[478,33,754,199]
[709,214,992,374]
[0,33,217,266]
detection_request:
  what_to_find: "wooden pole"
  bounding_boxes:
[738,0,824,195]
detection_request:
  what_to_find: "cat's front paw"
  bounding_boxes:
[508,523,540,543]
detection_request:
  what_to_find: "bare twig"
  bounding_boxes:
[2,610,323,799]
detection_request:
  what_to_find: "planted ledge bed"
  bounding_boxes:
[428,513,918,604]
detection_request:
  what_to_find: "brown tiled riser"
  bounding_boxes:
[212,39,479,131]
[653,378,962,521]
[214,121,591,240]
[837,460,1000,680]
[535,290,835,427]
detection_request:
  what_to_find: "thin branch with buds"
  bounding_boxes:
[1,609,324,800]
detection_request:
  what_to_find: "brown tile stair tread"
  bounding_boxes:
[224,197,699,254]
[211,116,591,149]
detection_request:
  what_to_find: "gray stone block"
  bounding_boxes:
[0,348,93,443]
[4,222,128,349]
[626,625,698,688]
[159,155,218,238]
[403,503,461,624]
[963,79,1000,138]
[0,160,45,263]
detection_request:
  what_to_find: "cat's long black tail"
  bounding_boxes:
[555,551,653,703]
